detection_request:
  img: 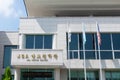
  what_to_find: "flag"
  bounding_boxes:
[96,22,101,45]
[82,23,86,45]
[68,23,71,43]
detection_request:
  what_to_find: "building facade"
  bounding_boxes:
[0,0,120,80]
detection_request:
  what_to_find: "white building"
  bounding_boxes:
[0,0,120,80]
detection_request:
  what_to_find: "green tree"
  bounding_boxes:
[2,66,12,80]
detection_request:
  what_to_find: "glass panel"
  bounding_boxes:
[3,45,17,68]
[105,71,120,80]
[79,51,84,59]
[114,52,120,59]
[100,51,112,59]
[26,35,34,49]
[70,33,78,50]
[79,34,83,50]
[85,51,95,59]
[35,35,43,49]
[44,35,52,49]
[100,33,111,50]
[112,33,120,50]
[73,51,78,59]
[68,70,98,80]
[86,34,95,50]
[69,51,73,59]
[21,69,54,80]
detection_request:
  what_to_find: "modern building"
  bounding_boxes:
[0,0,120,80]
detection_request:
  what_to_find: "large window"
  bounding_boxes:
[3,45,17,68]
[105,71,120,80]
[68,70,99,80]
[20,69,54,80]
[26,35,53,49]
[67,33,120,59]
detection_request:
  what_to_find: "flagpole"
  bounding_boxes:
[96,22,102,80]
[82,23,87,80]
[67,22,71,80]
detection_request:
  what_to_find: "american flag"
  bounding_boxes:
[96,23,101,45]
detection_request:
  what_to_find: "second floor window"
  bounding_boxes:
[26,35,53,49]
[67,33,120,59]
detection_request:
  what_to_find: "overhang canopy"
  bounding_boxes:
[24,0,120,17]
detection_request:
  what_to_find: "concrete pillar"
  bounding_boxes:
[14,68,20,80]
[19,34,24,49]
[54,68,60,80]
[99,69,105,80]
[60,69,67,80]
[101,70,106,80]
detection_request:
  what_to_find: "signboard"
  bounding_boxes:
[11,49,63,67]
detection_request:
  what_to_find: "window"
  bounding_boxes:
[68,70,99,80]
[105,71,120,80]
[67,33,96,59]
[26,35,53,49]
[67,33,120,59]
[20,69,54,80]
[3,45,17,68]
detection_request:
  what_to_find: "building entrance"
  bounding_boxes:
[20,69,54,80]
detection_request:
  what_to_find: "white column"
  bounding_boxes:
[54,68,60,80]
[99,69,105,80]
[19,34,24,49]
[101,70,106,80]
[14,68,20,80]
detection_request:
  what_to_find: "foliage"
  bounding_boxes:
[2,66,12,80]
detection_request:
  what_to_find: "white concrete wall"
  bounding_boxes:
[0,31,18,79]
[19,17,120,69]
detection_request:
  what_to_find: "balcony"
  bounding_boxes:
[11,49,63,68]
[24,0,120,16]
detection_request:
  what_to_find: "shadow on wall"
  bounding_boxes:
[0,31,13,45]
[36,18,58,33]
[0,31,13,79]
[36,18,80,33]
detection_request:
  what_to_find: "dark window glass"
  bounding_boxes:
[21,69,54,80]
[114,52,120,59]
[79,34,83,50]
[73,52,78,59]
[112,33,120,50]
[79,51,84,59]
[69,51,73,59]
[68,70,99,80]
[86,34,95,50]
[85,51,96,59]
[26,35,34,49]
[35,35,43,49]
[70,34,78,50]
[100,33,111,50]
[26,35,53,49]
[100,51,112,59]
[44,35,52,49]
[3,45,17,68]
[105,71,120,80]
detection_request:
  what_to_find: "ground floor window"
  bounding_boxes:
[20,69,54,80]
[68,70,99,80]
[105,71,120,80]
